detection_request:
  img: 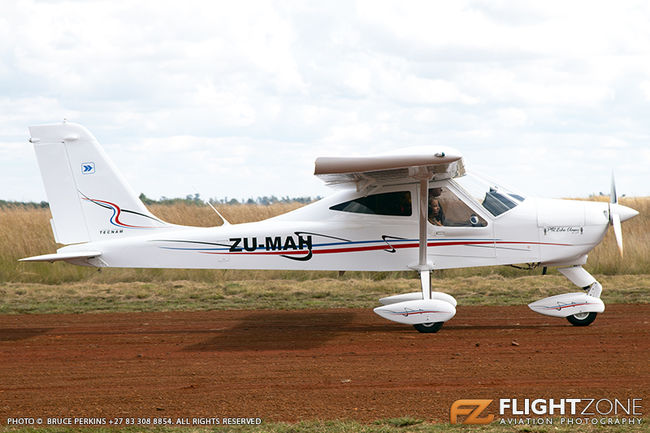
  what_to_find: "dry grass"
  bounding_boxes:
[0,203,307,284]
[149,202,304,226]
[1,197,648,284]
[2,274,648,314]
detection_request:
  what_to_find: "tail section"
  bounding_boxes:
[29,122,170,244]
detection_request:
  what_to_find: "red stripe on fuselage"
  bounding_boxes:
[200,240,572,256]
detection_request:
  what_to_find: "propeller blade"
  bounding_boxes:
[609,172,623,256]
[607,172,638,256]
[612,211,623,256]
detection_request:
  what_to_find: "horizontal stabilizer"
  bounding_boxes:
[19,251,102,263]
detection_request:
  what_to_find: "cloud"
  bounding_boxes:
[1,0,649,202]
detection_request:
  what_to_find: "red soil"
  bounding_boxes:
[0,304,648,423]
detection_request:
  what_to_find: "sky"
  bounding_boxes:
[2,0,650,203]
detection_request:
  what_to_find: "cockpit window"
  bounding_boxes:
[330,191,412,216]
[454,173,525,217]
[429,187,487,227]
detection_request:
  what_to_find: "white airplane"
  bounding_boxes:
[22,122,639,333]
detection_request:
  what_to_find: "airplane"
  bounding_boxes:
[21,121,639,333]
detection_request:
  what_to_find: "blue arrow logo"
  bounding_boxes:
[82,162,95,174]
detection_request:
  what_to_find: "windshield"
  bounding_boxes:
[453,173,525,217]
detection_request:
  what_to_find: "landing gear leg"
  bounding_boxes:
[373,173,456,332]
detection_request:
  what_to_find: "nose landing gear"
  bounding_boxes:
[528,266,604,326]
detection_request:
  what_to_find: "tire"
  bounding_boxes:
[413,322,444,333]
[566,312,597,326]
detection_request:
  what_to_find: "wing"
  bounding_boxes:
[315,147,465,311]
[314,147,465,190]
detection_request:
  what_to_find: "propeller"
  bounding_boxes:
[608,173,639,256]
[609,173,623,256]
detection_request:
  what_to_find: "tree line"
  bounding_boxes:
[0,194,320,209]
[138,193,320,206]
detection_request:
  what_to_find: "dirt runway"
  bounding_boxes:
[0,304,648,423]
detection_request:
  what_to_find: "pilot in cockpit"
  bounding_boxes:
[428,188,445,226]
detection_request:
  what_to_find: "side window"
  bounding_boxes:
[330,191,412,216]
[429,187,487,227]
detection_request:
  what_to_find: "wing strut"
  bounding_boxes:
[412,169,434,300]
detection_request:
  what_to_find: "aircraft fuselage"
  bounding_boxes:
[58,182,617,272]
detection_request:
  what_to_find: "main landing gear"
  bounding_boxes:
[413,322,444,333]
[374,290,457,333]
[566,311,598,326]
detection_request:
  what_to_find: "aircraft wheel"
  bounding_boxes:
[413,322,444,333]
[566,312,597,326]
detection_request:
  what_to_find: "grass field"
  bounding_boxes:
[1,197,648,285]
[1,274,648,315]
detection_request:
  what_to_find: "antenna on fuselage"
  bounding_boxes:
[192,186,230,226]
[207,200,230,226]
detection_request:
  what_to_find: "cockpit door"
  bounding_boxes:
[424,181,496,268]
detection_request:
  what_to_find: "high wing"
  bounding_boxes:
[314,147,465,190]
[315,147,465,320]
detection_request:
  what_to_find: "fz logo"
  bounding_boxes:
[450,399,494,425]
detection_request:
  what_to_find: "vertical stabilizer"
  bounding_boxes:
[29,122,170,244]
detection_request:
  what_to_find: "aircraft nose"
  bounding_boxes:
[611,203,639,222]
